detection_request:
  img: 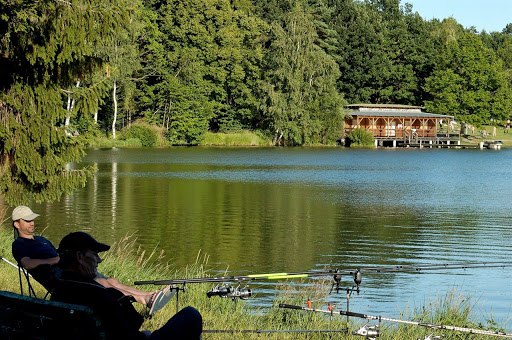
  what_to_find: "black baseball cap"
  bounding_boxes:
[58,232,110,253]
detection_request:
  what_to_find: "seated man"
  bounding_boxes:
[52,231,202,339]
[11,205,170,314]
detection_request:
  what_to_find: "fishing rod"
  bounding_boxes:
[279,303,512,339]
[135,268,361,300]
[203,329,348,334]
[135,261,512,285]
[134,261,512,299]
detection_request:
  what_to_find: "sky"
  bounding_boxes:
[402,0,512,33]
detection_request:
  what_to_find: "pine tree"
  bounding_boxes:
[0,0,137,204]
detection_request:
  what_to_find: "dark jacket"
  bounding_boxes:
[50,271,145,340]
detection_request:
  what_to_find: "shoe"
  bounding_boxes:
[149,286,175,315]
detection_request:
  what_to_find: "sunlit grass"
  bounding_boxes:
[464,124,512,147]
[200,131,273,146]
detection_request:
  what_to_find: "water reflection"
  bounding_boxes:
[29,147,512,329]
[111,161,117,228]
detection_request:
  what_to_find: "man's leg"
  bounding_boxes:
[149,306,202,340]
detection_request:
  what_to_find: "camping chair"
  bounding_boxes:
[17,260,43,299]
[0,290,106,339]
[0,254,41,298]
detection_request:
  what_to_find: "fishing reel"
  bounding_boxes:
[206,283,252,300]
[353,323,379,340]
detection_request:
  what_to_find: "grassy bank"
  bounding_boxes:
[200,131,273,146]
[0,226,508,339]
[89,124,512,149]
[89,129,273,148]
[466,125,512,147]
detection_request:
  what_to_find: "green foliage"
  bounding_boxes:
[165,102,211,145]
[120,124,158,147]
[331,0,435,105]
[263,3,346,146]
[347,128,374,147]
[424,27,512,126]
[139,0,268,143]
[0,0,135,204]
[6,0,512,203]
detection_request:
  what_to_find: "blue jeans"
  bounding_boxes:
[149,306,202,339]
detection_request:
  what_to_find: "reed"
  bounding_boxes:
[200,131,273,146]
[0,226,507,339]
[88,136,147,148]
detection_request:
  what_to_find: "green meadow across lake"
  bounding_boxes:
[26,147,512,331]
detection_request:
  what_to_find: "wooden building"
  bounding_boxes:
[344,104,457,147]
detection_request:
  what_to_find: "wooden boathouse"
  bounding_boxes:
[344,104,458,147]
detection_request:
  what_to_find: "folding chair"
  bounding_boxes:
[0,255,41,298]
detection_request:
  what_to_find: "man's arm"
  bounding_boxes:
[20,256,60,270]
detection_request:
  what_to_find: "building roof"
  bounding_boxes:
[346,103,424,110]
[346,104,454,119]
[349,110,453,119]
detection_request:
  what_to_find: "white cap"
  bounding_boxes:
[12,206,40,221]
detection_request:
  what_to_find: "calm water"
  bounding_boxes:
[31,147,512,328]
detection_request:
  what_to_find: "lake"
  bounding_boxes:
[30,147,512,329]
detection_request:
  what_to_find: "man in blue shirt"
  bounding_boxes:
[11,205,171,314]
[11,206,61,291]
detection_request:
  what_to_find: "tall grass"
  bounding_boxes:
[88,136,147,148]
[0,225,508,339]
[200,131,273,146]
[88,130,273,148]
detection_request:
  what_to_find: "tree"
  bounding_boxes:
[329,0,390,103]
[138,0,267,144]
[0,0,136,204]
[263,3,345,145]
[104,5,143,139]
[329,0,435,105]
[425,24,512,126]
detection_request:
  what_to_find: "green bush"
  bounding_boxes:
[121,124,158,147]
[347,128,374,147]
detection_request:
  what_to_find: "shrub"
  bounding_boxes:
[121,124,158,147]
[165,115,208,146]
[347,128,374,147]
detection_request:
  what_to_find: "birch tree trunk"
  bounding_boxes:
[65,80,80,135]
[112,80,117,139]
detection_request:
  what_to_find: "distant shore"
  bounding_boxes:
[88,125,512,149]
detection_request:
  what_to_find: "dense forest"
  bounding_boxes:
[2,0,512,203]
